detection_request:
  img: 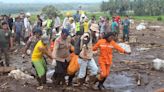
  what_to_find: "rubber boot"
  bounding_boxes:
[74,78,85,87]
[89,75,97,84]
[68,74,75,86]
[98,78,106,90]
[40,74,47,84]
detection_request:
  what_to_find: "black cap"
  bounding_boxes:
[104,32,115,39]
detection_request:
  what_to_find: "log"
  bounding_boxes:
[0,67,16,73]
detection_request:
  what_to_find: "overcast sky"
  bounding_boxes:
[0,0,108,3]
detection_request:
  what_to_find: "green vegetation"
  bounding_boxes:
[101,0,164,16]
[30,12,164,24]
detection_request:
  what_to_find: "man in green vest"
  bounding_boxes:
[46,16,53,39]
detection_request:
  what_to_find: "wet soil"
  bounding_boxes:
[0,21,164,92]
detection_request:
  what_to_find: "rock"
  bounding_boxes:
[153,58,164,70]
[37,86,43,90]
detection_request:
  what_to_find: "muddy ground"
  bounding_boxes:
[0,21,164,92]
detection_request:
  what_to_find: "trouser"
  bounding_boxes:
[77,58,98,78]
[52,60,68,85]
[47,28,52,40]
[123,30,129,42]
[98,63,111,80]
[32,58,47,85]
[16,32,24,44]
[0,48,10,66]
[68,74,75,86]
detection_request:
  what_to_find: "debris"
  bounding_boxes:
[8,69,34,80]
[129,36,137,43]
[136,48,150,51]
[153,58,164,70]
[137,74,141,86]
[149,26,161,29]
[111,67,130,72]
[37,86,44,90]
[0,67,16,73]
[0,82,8,88]
[136,23,146,31]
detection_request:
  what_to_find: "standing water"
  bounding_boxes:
[104,72,137,92]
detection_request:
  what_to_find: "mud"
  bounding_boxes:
[0,21,164,92]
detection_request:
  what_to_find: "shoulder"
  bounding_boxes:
[98,39,106,43]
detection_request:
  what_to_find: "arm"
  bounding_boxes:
[112,40,125,53]
[24,18,28,29]
[93,40,100,51]
[23,39,32,54]
[38,46,52,59]
[52,41,59,59]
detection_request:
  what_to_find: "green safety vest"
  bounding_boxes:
[46,19,53,29]
[76,22,80,32]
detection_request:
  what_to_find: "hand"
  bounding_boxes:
[124,51,131,55]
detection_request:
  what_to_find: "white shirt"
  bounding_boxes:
[54,16,61,28]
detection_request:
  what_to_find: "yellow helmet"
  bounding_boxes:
[66,12,72,17]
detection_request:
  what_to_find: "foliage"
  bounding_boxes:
[157,16,162,21]
[101,0,164,16]
[42,5,60,17]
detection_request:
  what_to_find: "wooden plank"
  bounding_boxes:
[0,67,16,73]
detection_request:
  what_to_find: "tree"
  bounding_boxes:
[42,5,60,17]
[100,0,164,16]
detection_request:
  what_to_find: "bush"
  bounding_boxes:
[157,16,162,21]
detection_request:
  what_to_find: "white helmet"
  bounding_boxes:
[26,12,31,17]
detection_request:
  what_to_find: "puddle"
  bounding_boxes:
[104,72,136,92]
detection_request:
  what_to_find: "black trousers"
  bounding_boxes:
[52,60,68,85]
[0,48,9,66]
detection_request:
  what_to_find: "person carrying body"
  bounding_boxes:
[93,32,131,90]
[76,32,98,87]
[52,28,71,86]
[31,35,52,86]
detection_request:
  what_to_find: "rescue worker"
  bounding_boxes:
[31,35,52,86]
[93,32,131,90]
[22,28,42,58]
[76,32,98,87]
[52,28,71,86]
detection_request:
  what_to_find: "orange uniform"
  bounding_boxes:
[93,39,125,80]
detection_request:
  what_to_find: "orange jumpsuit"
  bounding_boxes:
[93,39,125,80]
